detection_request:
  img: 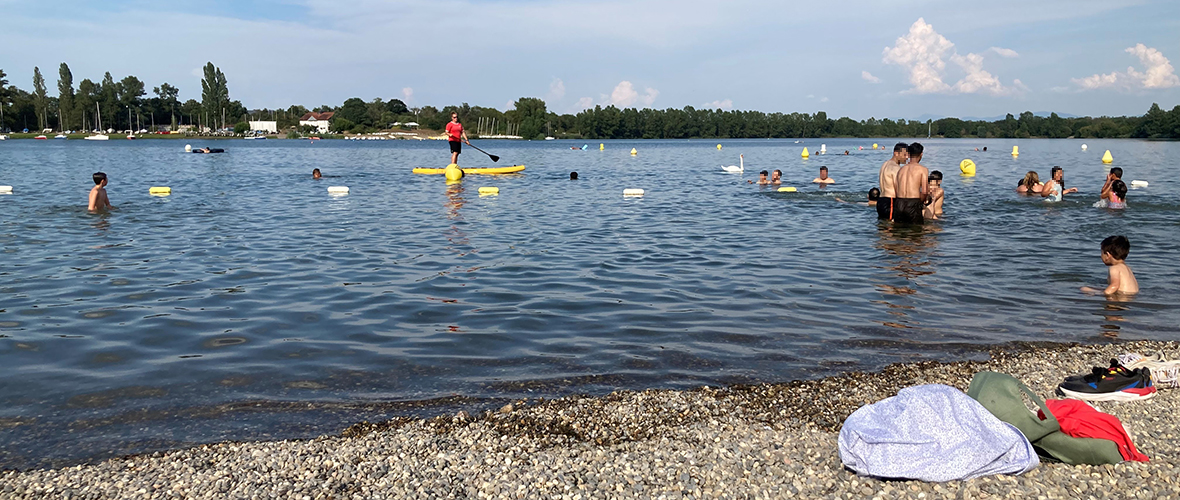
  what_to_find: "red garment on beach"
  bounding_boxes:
[446,122,463,142]
[1039,399,1148,462]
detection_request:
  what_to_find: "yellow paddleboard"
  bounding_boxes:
[413,165,526,175]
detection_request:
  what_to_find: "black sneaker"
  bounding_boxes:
[1058,359,1156,402]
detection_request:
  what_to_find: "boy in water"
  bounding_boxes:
[312,168,322,179]
[771,169,782,185]
[756,170,770,185]
[834,187,879,207]
[1081,235,1139,296]
[812,166,835,184]
[923,170,944,220]
[893,143,928,224]
[1100,167,1123,201]
[877,142,908,220]
[88,172,113,212]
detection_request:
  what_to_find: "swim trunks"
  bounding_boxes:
[449,141,462,154]
[893,198,924,224]
[876,197,893,220]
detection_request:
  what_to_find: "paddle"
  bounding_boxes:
[467,142,500,162]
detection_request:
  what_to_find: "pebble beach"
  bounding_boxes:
[3,340,1179,499]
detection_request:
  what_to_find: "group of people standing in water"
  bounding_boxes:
[876,142,944,224]
[1017,166,1127,209]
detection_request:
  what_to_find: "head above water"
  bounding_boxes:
[312,168,321,179]
[92,172,107,185]
[928,170,943,183]
[1112,179,1127,200]
[1110,167,1123,179]
[759,170,769,177]
[1020,171,1040,187]
[868,187,880,201]
[893,142,908,154]
[906,142,923,160]
[570,171,578,180]
[771,169,782,179]
[1101,235,1130,261]
[819,166,828,179]
[1051,166,1063,181]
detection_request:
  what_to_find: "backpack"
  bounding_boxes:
[966,371,1123,465]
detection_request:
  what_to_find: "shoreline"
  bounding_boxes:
[3,340,1177,498]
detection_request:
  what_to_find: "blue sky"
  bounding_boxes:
[2,0,1178,119]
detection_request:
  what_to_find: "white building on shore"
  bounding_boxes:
[248,121,278,133]
[299,112,335,134]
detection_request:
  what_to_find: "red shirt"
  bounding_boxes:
[446,122,463,142]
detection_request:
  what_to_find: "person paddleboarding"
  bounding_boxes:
[446,112,471,165]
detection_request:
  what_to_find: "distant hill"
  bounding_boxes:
[910,112,1080,122]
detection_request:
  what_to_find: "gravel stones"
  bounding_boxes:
[3,340,1179,499]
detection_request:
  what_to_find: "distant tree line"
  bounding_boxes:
[2,63,1177,140]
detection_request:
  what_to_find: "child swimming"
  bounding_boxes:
[1081,235,1138,296]
[1108,179,1127,209]
[923,170,944,220]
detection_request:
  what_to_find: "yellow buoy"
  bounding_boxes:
[778,187,797,193]
[630,148,637,156]
[599,143,604,151]
[1011,146,1019,156]
[873,143,879,150]
[1102,150,1113,164]
[444,164,464,181]
[801,147,810,158]
[149,186,171,195]
[717,144,722,150]
[478,187,499,195]
[959,159,976,176]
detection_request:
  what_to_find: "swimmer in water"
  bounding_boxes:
[88,172,113,212]
[893,143,928,224]
[923,170,944,220]
[757,170,770,185]
[312,168,322,179]
[1016,171,1042,194]
[1107,179,1127,209]
[771,170,782,185]
[812,166,834,184]
[1100,167,1123,203]
[1081,235,1138,296]
[570,172,578,180]
[1041,166,1078,202]
[835,187,879,207]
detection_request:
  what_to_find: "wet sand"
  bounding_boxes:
[3,340,1178,499]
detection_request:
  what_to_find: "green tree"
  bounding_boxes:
[385,98,408,115]
[118,75,145,129]
[153,83,180,130]
[0,68,8,131]
[99,72,118,131]
[233,122,249,134]
[331,117,355,133]
[57,63,74,130]
[338,97,369,126]
[513,97,547,139]
[32,67,48,130]
[200,62,229,129]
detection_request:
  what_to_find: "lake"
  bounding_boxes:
[1,137,1177,469]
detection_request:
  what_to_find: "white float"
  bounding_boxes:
[623,188,645,196]
[0,185,12,194]
[1131,180,1149,188]
[328,186,350,195]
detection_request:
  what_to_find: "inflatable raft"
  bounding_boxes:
[413,165,525,175]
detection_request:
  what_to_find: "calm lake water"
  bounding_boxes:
[2,137,1178,468]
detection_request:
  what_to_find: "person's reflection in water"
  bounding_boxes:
[871,223,943,330]
[1099,301,1131,339]
[443,183,470,250]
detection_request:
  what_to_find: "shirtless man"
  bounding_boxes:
[88,172,113,212]
[877,142,908,220]
[812,166,835,184]
[771,169,782,185]
[893,143,928,224]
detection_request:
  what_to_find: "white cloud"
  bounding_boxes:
[401,87,413,102]
[882,18,954,94]
[883,18,1020,96]
[605,81,659,108]
[861,71,881,84]
[703,99,733,110]
[548,78,565,100]
[574,97,594,111]
[951,52,1007,95]
[1073,44,1180,91]
[504,100,515,111]
[820,97,829,103]
[990,47,1019,58]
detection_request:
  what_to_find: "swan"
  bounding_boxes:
[721,154,744,173]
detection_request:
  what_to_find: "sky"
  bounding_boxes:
[1,0,1178,120]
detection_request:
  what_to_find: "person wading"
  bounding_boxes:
[877,142,908,220]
